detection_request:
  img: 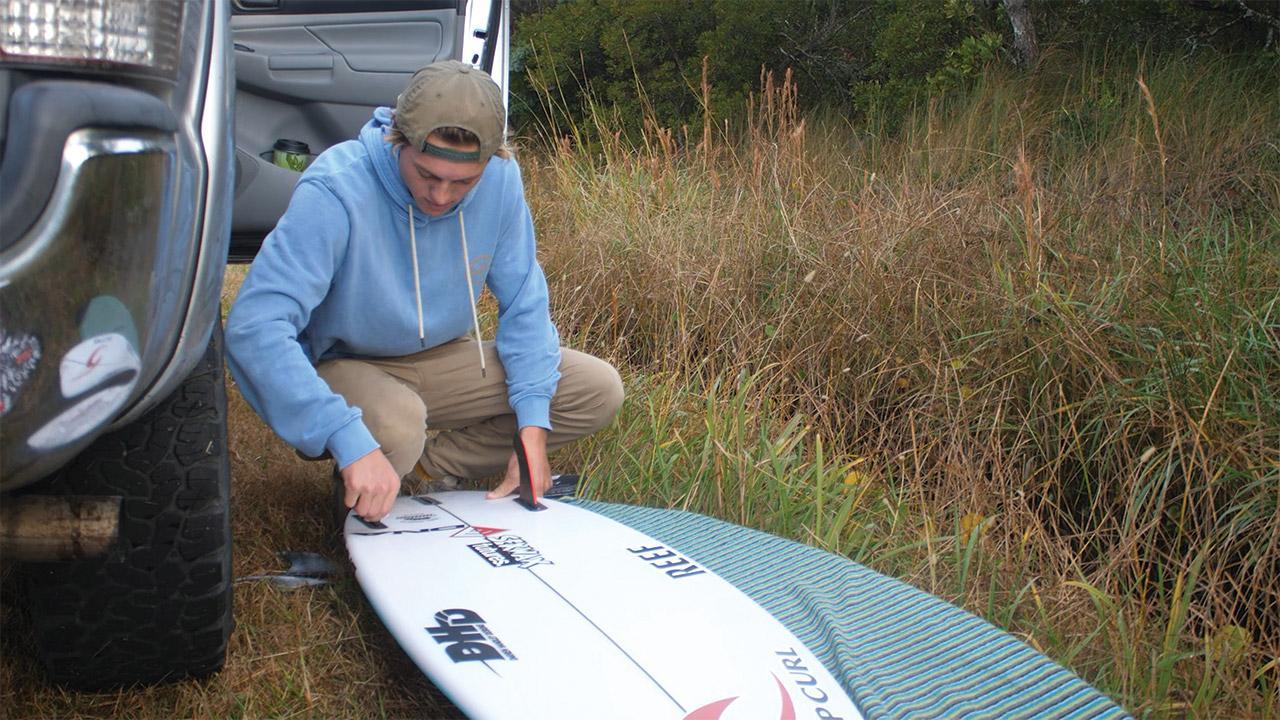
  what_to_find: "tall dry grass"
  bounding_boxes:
[529,52,1279,718]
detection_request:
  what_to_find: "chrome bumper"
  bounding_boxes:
[0,130,198,487]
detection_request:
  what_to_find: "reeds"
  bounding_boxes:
[533,50,1280,718]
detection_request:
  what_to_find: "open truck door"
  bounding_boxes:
[229,0,509,260]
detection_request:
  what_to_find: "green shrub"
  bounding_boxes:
[512,0,1279,139]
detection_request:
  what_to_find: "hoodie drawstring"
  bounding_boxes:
[408,204,426,348]
[407,203,487,377]
[458,210,487,378]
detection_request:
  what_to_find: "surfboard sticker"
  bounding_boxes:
[0,328,41,417]
[26,333,140,451]
[26,382,135,450]
[58,332,139,397]
[345,492,863,720]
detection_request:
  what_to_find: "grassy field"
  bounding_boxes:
[3,51,1277,718]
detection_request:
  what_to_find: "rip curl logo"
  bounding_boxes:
[425,608,517,673]
[684,675,797,720]
[776,648,847,719]
[468,252,492,281]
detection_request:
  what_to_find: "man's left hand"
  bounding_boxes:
[487,426,551,500]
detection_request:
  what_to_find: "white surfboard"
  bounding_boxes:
[345,491,863,720]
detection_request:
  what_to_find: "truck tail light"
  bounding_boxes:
[0,0,183,77]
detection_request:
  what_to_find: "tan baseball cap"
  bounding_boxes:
[394,60,504,162]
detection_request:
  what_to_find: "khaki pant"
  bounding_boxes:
[317,338,624,479]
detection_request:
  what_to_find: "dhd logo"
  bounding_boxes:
[425,608,517,667]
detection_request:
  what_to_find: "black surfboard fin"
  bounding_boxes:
[512,431,547,512]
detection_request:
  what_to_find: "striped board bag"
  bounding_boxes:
[573,499,1131,720]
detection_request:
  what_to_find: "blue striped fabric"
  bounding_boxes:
[573,500,1131,720]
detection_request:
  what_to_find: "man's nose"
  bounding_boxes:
[428,183,450,205]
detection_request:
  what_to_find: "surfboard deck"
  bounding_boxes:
[344,491,863,720]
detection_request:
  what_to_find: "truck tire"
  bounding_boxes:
[19,324,233,689]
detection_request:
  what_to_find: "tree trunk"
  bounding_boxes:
[1004,0,1039,68]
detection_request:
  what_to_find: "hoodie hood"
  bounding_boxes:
[360,107,487,224]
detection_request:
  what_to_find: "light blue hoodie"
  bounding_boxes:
[225,107,560,470]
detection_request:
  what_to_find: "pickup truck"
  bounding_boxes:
[0,0,506,688]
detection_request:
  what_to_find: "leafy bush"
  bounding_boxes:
[511,0,1279,137]
[513,0,976,135]
[927,31,1004,93]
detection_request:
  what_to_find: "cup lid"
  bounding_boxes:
[273,138,311,153]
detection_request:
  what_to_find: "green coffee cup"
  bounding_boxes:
[272,139,312,171]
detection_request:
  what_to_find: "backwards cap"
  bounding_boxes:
[394,60,504,162]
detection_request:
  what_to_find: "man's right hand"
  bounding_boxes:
[341,450,400,522]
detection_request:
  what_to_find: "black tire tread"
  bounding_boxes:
[20,325,233,689]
